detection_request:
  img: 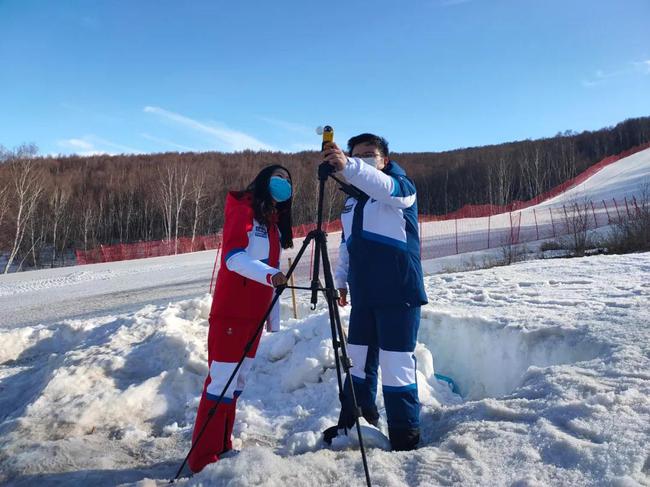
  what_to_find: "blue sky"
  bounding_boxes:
[1,0,649,155]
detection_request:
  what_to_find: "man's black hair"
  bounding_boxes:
[347,133,389,157]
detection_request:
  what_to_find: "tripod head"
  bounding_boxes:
[317,125,336,181]
[316,124,334,148]
[316,124,366,197]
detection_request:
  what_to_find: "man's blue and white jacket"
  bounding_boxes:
[334,157,428,307]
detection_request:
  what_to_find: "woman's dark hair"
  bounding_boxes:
[245,164,294,249]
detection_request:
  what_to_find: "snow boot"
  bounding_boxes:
[388,427,420,451]
[323,406,380,444]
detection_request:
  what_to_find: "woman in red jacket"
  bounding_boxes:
[188,165,293,473]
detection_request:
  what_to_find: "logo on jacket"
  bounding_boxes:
[342,204,353,214]
[254,225,268,238]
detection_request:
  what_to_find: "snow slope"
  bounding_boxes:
[539,147,650,207]
[1,253,649,486]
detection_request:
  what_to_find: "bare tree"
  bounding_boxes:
[189,172,207,248]
[81,205,95,251]
[158,161,190,253]
[3,145,45,273]
[488,157,514,207]
[0,182,8,233]
[564,200,591,257]
[521,143,547,199]
[49,187,70,266]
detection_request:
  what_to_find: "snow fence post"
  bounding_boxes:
[288,257,298,319]
[549,208,556,238]
[487,214,491,249]
[533,208,539,240]
[613,198,622,220]
[562,205,570,234]
[602,200,612,223]
[590,201,598,227]
[209,243,221,294]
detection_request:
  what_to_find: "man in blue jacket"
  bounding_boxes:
[322,133,427,451]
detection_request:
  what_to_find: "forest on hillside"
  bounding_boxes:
[1,116,649,271]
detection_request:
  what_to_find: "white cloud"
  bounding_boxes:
[140,133,198,152]
[256,116,322,152]
[88,136,141,154]
[57,136,141,156]
[258,116,315,136]
[287,142,319,152]
[63,139,94,151]
[57,138,106,156]
[144,106,275,152]
[633,59,650,74]
[583,60,650,87]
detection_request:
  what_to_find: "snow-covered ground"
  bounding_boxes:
[1,149,649,486]
[1,252,649,486]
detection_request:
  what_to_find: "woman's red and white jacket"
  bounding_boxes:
[210,191,281,331]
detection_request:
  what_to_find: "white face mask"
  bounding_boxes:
[361,157,381,169]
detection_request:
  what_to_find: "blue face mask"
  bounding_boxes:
[269,176,292,202]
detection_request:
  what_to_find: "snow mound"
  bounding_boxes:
[419,309,608,399]
[1,253,649,486]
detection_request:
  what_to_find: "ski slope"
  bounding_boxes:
[1,149,649,486]
[539,147,650,207]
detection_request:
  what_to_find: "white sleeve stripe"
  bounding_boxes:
[226,251,276,286]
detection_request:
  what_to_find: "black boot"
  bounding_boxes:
[323,406,381,445]
[323,407,356,444]
[388,427,420,451]
[362,406,379,427]
[339,404,379,428]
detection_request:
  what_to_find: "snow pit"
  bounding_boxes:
[418,308,607,400]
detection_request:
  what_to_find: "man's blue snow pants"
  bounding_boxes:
[340,303,421,431]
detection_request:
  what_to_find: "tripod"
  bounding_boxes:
[172,162,372,487]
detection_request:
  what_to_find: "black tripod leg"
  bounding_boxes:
[323,278,345,409]
[317,232,372,487]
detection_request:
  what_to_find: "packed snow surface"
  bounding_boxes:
[1,252,649,486]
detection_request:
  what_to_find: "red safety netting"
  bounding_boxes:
[75,234,223,265]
